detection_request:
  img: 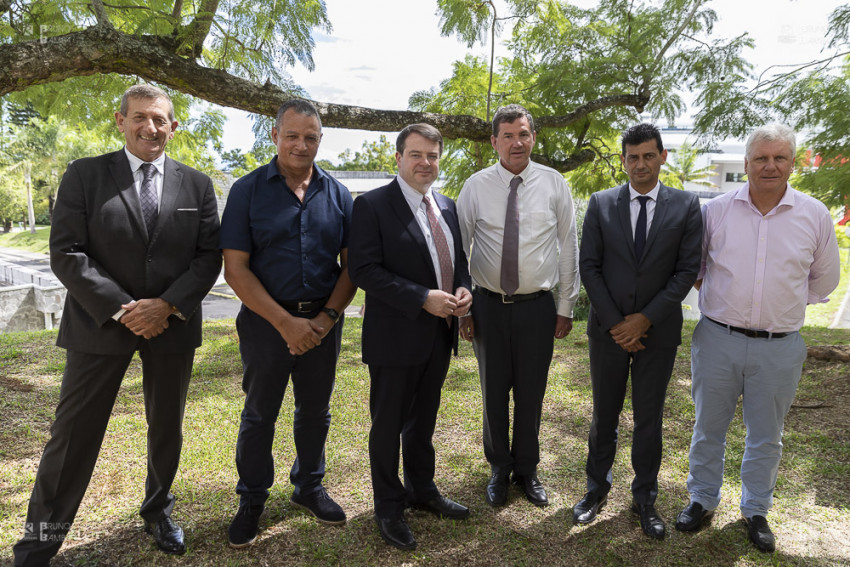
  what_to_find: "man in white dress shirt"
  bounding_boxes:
[457,104,580,508]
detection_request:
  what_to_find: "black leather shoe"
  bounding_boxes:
[631,501,666,540]
[572,491,607,524]
[675,502,714,532]
[144,516,186,555]
[485,472,510,507]
[375,516,417,551]
[411,495,470,519]
[512,474,548,507]
[745,515,775,553]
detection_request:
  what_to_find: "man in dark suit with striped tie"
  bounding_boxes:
[13,84,221,566]
[349,123,472,551]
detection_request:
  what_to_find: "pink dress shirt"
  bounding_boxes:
[698,183,840,333]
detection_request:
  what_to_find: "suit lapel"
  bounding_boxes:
[615,184,635,260]
[150,156,183,243]
[388,180,438,285]
[110,150,149,243]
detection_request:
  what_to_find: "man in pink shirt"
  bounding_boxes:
[675,124,840,553]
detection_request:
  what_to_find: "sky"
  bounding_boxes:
[218,0,846,163]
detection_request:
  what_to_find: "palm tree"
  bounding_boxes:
[662,142,717,190]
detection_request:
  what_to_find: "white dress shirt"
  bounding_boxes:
[629,182,660,238]
[457,160,580,317]
[124,147,165,212]
[397,175,455,290]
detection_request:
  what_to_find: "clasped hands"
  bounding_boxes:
[120,298,173,339]
[423,287,472,319]
[609,312,651,352]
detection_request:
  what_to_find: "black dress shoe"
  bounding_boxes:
[375,516,417,551]
[411,495,470,519]
[745,515,775,553]
[144,516,186,555]
[512,474,548,507]
[572,491,607,524]
[485,472,510,507]
[631,502,666,540]
[675,502,714,532]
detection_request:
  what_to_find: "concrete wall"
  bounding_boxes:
[0,284,65,332]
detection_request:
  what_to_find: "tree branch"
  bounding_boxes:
[0,0,12,17]
[180,0,219,58]
[90,0,113,28]
[0,26,651,144]
[531,149,595,172]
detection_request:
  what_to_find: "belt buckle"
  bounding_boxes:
[501,294,514,304]
[297,301,311,313]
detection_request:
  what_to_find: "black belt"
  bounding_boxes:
[705,317,789,339]
[279,298,327,313]
[476,287,548,304]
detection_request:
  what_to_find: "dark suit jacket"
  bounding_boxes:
[579,183,702,347]
[50,150,222,355]
[348,179,472,366]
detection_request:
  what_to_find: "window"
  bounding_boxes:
[725,172,746,183]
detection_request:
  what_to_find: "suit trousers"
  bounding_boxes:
[368,322,452,519]
[585,337,676,504]
[14,346,194,567]
[472,289,556,476]
[687,317,806,518]
[234,306,343,506]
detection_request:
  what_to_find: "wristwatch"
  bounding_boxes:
[321,307,341,324]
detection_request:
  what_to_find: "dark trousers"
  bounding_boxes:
[472,290,556,476]
[13,347,194,567]
[367,322,452,519]
[585,337,676,504]
[234,306,343,506]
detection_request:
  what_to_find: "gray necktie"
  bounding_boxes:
[500,175,522,296]
[139,163,158,236]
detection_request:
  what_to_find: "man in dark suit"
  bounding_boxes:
[349,123,473,551]
[13,84,221,566]
[574,123,702,539]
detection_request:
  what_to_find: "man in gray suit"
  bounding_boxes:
[13,84,221,566]
[573,123,702,539]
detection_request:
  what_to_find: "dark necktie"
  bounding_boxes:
[634,195,650,260]
[140,163,158,236]
[500,175,522,296]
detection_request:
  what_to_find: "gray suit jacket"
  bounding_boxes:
[579,183,702,347]
[50,150,222,354]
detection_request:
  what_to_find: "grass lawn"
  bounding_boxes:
[1,319,849,566]
[0,228,50,254]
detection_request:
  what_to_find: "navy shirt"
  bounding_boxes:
[220,158,353,302]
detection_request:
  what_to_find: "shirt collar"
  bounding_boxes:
[628,182,660,201]
[397,174,435,206]
[124,147,165,175]
[736,182,796,211]
[265,156,327,184]
[496,160,533,186]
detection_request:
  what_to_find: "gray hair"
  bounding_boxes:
[275,99,322,130]
[492,104,535,137]
[120,84,175,122]
[745,123,796,159]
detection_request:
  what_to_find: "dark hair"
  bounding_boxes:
[492,104,535,137]
[120,84,175,122]
[275,99,322,130]
[396,123,443,156]
[621,123,663,155]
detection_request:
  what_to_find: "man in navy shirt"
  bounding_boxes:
[220,99,356,548]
